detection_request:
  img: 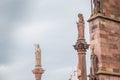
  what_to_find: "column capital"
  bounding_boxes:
[74,40,89,51]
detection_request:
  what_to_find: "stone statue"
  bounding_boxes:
[93,0,101,14]
[91,48,98,75]
[93,54,98,73]
[36,44,41,53]
[77,13,85,39]
[35,44,41,67]
[89,48,99,80]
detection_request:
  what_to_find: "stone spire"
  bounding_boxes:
[32,44,44,80]
[74,13,89,80]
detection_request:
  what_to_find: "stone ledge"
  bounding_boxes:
[96,70,120,77]
[87,13,120,23]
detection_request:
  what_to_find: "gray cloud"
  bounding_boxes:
[0,0,91,80]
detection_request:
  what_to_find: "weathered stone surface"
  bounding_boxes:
[99,24,105,30]
[100,33,108,39]
[89,0,120,80]
[91,34,95,41]
[113,68,120,73]
[103,0,120,20]
[108,36,119,41]
[109,44,118,49]
[89,15,120,80]
[91,25,98,33]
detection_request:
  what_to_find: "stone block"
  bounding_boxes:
[116,54,120,62]
[108,36,119,41]
[109,44,118,49]
[103,0,120,20]
[91,25,98,33]
[100,34,108,39]
[113,68,120,73]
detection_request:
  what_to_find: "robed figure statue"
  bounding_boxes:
[77,13,85,40]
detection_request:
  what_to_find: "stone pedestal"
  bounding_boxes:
[32,68,44,80]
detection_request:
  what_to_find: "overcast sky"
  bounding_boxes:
[0,0,91,80]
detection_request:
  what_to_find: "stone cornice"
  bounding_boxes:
[88,13,120,23]
[96,70,120,77]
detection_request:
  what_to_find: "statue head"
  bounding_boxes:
[78,13,84,23]
[37,44,40,48]
[78,13,83,18]
[36,44,41,53]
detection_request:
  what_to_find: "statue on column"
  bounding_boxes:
[32,44,44,80]
[77,13,85,39]
[74,13,89,80]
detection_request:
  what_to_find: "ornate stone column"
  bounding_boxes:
[74,13,89,80]
[32,44,44,80]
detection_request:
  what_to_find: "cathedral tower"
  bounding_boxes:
[32,44,44,80]
[74,13,89,80]
[88,0,120,80]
